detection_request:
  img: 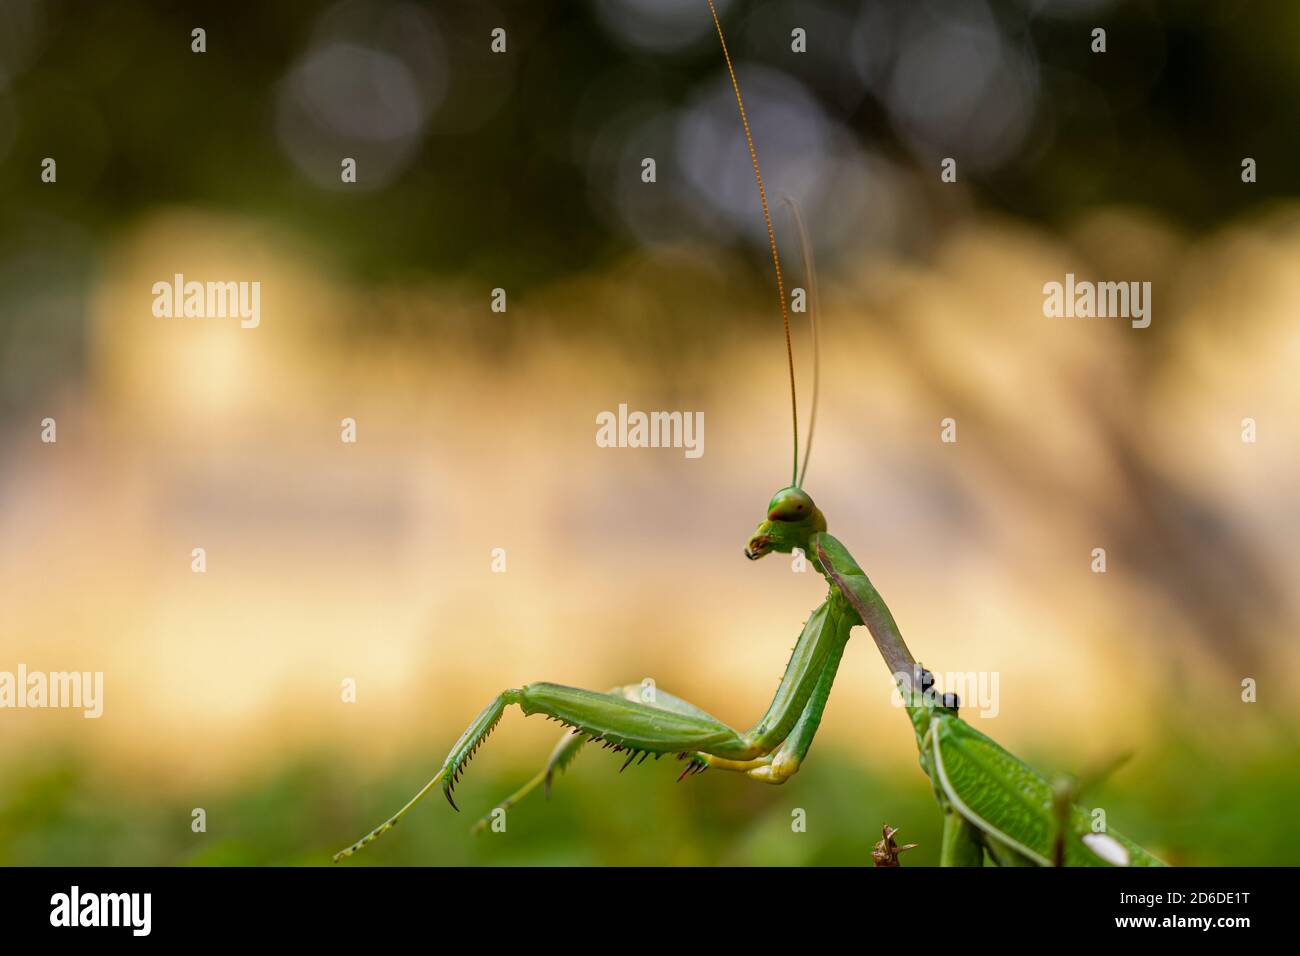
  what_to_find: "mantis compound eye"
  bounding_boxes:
[941,692,960,712]
[767,487,815,522]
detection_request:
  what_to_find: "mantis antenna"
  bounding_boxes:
[782,194,820,489]
[705,0,799,488]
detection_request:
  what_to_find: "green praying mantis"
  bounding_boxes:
[333,0,1165,867]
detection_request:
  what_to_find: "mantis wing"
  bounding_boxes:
[929,713,1167,867]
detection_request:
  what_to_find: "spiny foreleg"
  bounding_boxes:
[333,690,515,861]
[335,595,854,859]
[470,683,709,834]
[701,629,847,785]
[334,683,753,860]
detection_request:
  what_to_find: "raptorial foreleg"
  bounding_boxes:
[335,592,856,860]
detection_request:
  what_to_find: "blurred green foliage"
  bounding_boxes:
[5,730,1298,866]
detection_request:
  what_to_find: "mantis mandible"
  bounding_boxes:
[334,1,1165,867]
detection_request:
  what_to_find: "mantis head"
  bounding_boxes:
[745,486,826,560]
[708,50,824,565]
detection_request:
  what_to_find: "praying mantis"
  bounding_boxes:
[333,1,1166,867]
